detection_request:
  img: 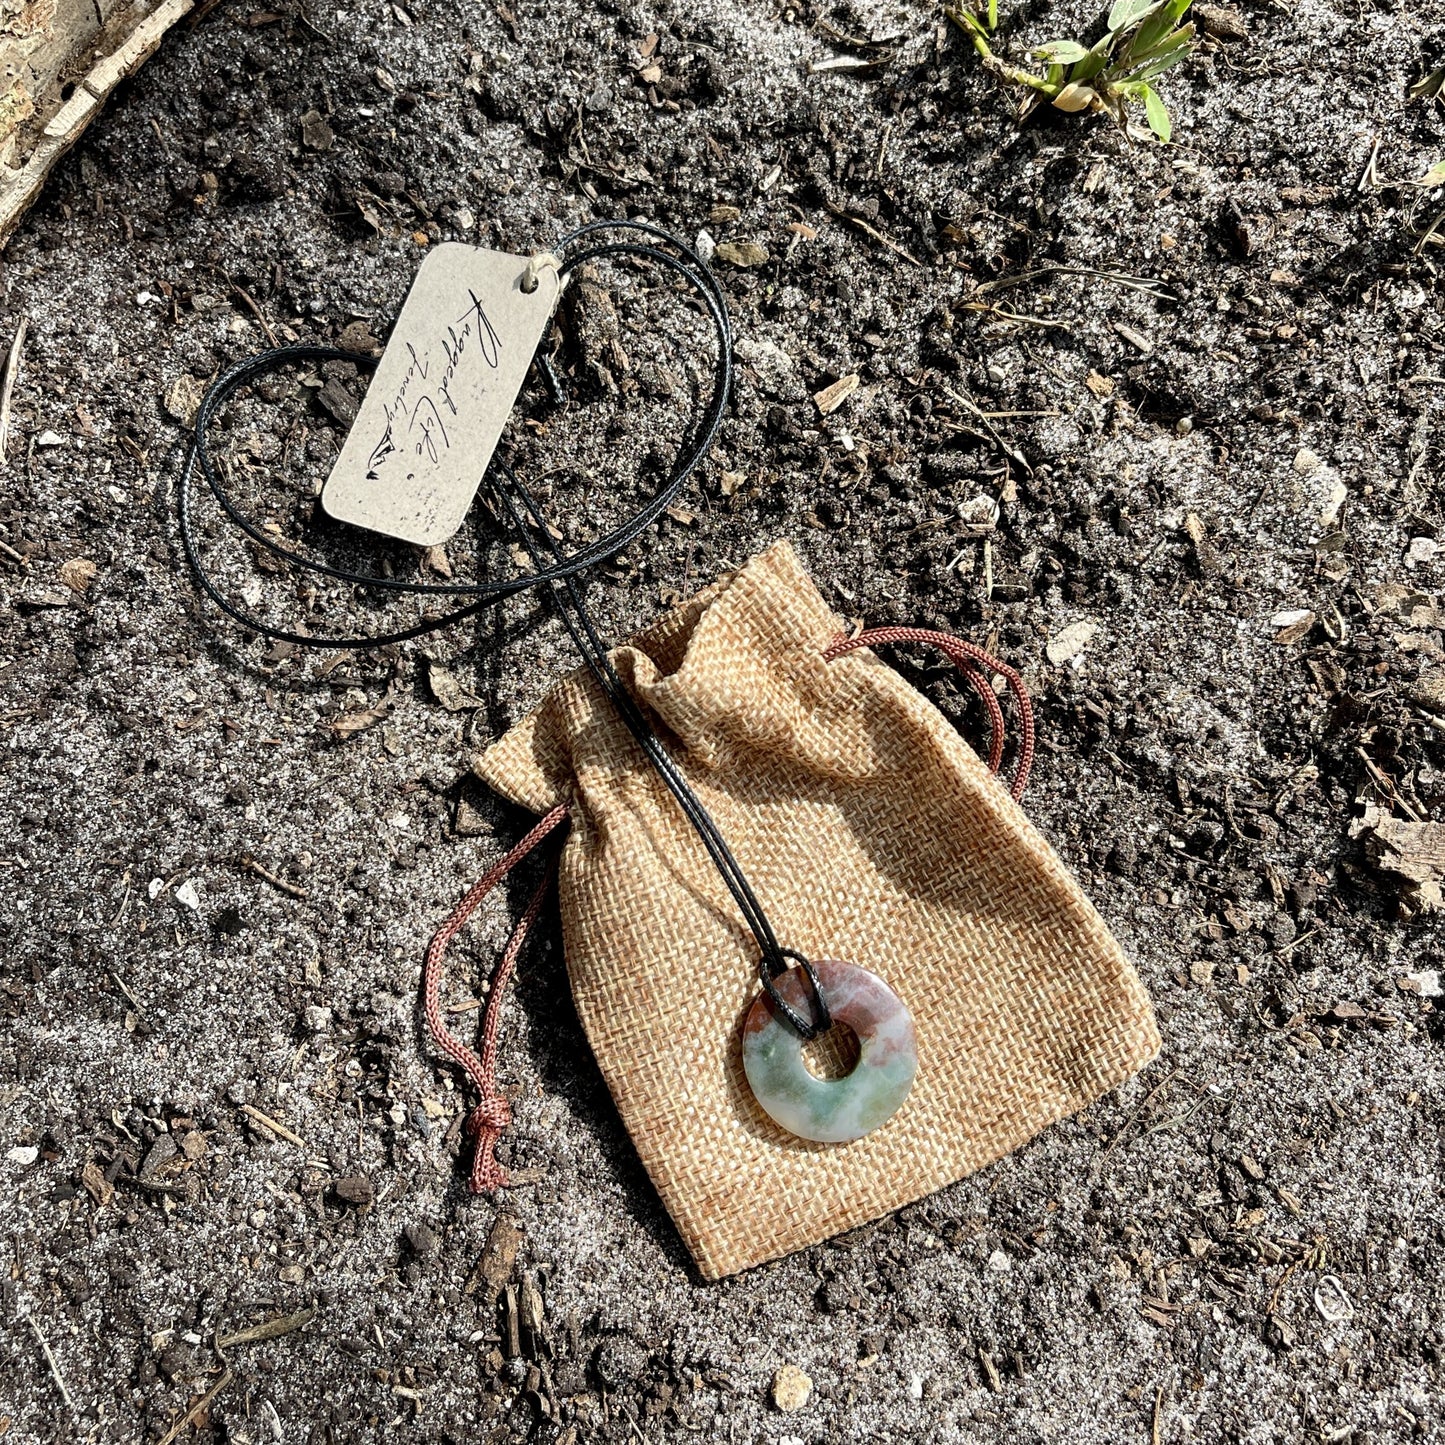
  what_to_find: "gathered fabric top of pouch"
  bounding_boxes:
[477,541,946,813]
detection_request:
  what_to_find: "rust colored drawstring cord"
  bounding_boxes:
[422,803,569,1191]
[424,630,1033,1193]
[823,627,1035,801]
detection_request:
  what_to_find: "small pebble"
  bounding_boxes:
[404,1222,440,1259]
[770,1363,812,1412]
[334,1175,374,1206]
[1406,536,1437,568]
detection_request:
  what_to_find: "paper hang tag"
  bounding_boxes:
[321,244,561,548]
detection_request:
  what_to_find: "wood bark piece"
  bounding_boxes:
[1351,804,1445,912]
[0,0,194,248]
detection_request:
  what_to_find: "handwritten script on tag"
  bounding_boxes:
[322,244,560,547]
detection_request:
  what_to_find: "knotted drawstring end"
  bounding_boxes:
[421,804,569,1198]
[466,1097,513,1193]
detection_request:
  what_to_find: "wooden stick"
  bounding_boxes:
[0,317,26,468]
[156,1369,234,1445]
[216,1303,317,1349]
[239,1103,306,1147]
[241,854,310,899]
[0,0,196,247]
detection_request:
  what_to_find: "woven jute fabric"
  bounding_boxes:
[475,541,1158,1279]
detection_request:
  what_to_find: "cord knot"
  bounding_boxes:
[465,1096,513,1193]
[467,1096,512,1135]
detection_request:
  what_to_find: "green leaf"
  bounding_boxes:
[1108,0,1157,33]
[1070,37,1113,80]
[1135,20,1195,57]
[1034,39,1092,63]
[1417,160,1445,188]
[1143,84,1172,141]
[1130,0,1189,57]
[1135,28,1196,77]
[987,0,998,31]
[1046,61,1065,86]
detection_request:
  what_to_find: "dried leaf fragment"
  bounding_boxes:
[1045,620,1098,665]
[466,1212,523,1305]
[164,374,206,426]
[300,109,334,150]
[58,557,96,594]
[81,1160,113,1207]
[1052,82,1097,112]
[813,373,860,415]
[330,684,398,739]
[1271,610,1316,646]
[427,660,482,712]
[1195,4,1248,39]
[713,240,769,267]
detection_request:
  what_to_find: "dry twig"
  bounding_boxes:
[26,1314,77,1417]
[216,1303,317,1350]
[239,1102,306,1147]
[825,203,923,267]
[241,854,310,899]
[156,1369,235,1445]
[0,318,27,467]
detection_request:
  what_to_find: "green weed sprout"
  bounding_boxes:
[947,0,1196,142]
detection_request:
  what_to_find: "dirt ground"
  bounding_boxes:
[1,0,1443,1439]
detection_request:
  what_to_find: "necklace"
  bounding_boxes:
[179,221,897,1128]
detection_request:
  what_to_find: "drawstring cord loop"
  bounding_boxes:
[823,627,1035,801]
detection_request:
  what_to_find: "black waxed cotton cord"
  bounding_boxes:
[493,456,829,1039]
[177,219,830,1039]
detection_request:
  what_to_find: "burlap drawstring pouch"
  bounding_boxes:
[430,539,1158,1279]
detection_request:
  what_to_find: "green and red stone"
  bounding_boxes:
[742,960,917,1143]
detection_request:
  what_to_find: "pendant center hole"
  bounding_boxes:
[800,1022,861,1081]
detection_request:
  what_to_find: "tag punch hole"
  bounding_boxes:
[520,251,561,296]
